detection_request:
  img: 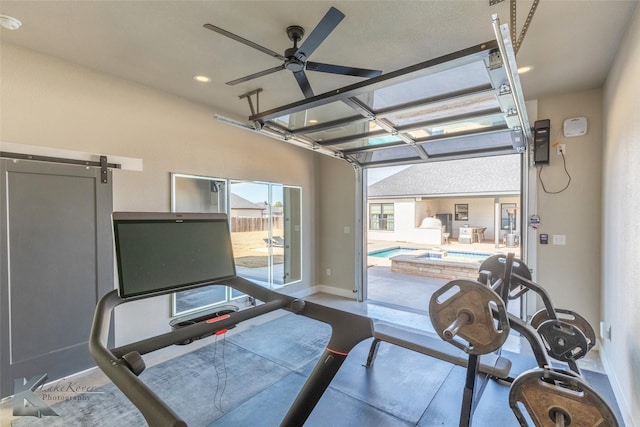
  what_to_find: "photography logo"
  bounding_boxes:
[12,373,104,418]
[13,374,58,417]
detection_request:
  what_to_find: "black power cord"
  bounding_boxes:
[537,151,572,194]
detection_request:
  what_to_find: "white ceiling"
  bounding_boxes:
[1,1,637,123]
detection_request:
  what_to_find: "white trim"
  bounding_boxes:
[285,284,356,300]
[0,141,143,171]
[600,344,636,427]
[368,191,520,200]
[314,285,358,299]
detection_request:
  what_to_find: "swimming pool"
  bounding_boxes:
[368,247,420,258]
[419,250,492,262]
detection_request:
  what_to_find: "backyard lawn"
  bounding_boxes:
[231,230,284,268]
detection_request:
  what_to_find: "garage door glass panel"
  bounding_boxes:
[272,101,357,130]
[419,130,517,156]
[356,60,493,110]
[249,30,530,167]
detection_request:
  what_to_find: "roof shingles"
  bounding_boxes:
[368,155,521,198]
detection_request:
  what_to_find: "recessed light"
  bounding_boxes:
[517,65,534,74]
[0,14,22,30]
[193,75,211,83]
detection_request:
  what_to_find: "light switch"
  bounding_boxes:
[552,235,566,245]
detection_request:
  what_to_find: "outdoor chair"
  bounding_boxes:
[264,236,285,247]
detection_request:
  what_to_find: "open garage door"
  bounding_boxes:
[232,17,531,307]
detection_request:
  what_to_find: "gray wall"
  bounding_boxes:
[316,155,357,295]
[534,88,604,340]
[0,43,318,345]
[3,8,640,420]
[603,5,640,424]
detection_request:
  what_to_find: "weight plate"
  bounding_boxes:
[531,308,596,353]
[537,319,589,362]
[429,279,509,355]
[509,368,620,427]
[529,309,549,330]
[478,254,531,289]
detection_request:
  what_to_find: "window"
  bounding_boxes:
[229,181,301,291]
[170,173,302,316]
[455,204,468,221]
[369,203,394,231]
[501,203,517,231]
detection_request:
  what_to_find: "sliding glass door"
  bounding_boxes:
[229,181,301,290]
[171,173,301,316]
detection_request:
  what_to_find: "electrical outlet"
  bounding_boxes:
[326,268,331,277]
[600,321,612,340]
[557,144,566,155]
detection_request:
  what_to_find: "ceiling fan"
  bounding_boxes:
[204,7,382,98]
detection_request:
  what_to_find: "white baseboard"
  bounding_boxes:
[314,284,358,299]
[286,284,357,300]
[600,343,635,426]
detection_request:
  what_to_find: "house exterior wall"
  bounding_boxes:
[414,199,443,225]
[368,199,443,245]
[368,196,520,246]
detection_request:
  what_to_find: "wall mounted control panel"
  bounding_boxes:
[534,119,551,164]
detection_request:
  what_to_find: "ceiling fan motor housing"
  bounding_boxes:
[284,51,305,72]
[284,26,306,71]
[286,25,305,43]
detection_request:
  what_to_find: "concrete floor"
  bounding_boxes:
[1,264,609,426]
[307,290,605,375]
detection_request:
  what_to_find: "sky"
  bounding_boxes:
[366,165,410,185]
[231,181,283,204]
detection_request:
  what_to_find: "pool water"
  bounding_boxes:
[420,250,492,263]
[368,247,419,258]
[368,247,493,262]
[422,250,491,259]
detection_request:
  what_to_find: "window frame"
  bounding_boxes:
[170,173,302,317]
[369,203,395,231]
[455,203,469,221]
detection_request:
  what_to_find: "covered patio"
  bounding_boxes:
[367,155,522,251]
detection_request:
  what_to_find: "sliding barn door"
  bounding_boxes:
[0,159,113,398]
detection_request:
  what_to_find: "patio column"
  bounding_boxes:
[494,198,501,248]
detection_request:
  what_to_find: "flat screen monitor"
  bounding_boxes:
[113,212,236,299]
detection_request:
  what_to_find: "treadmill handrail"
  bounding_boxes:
[89,276,376,426]
[89,280,293,427]
[89,290,187,427]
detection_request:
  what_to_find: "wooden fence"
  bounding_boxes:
[231,216,283,232]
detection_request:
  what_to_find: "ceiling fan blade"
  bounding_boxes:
[293,71,314,98]
[204,24,286,61]
[306,62,382,78]
[226,65,285,85]
[294,7,345,62]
